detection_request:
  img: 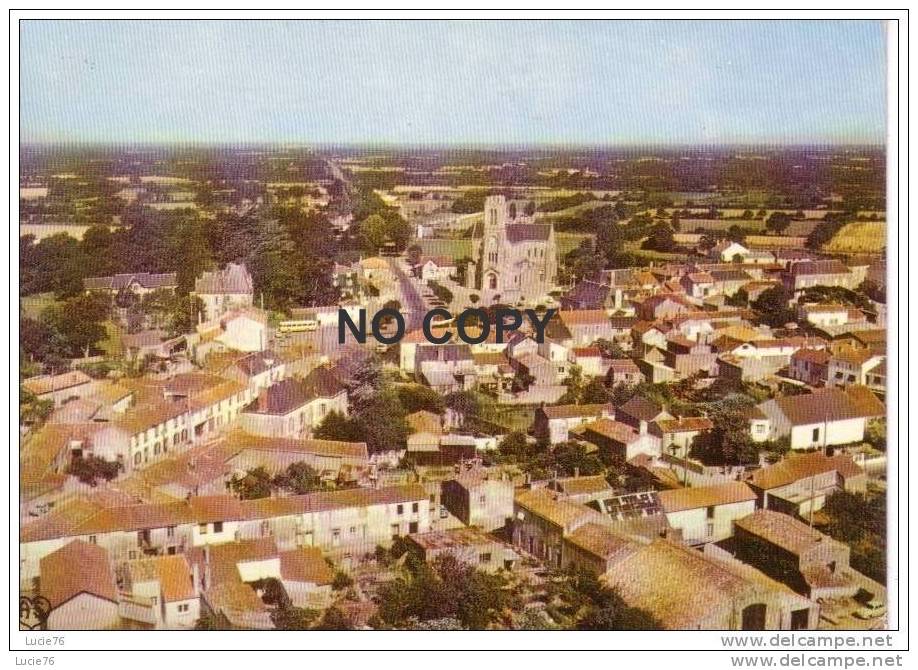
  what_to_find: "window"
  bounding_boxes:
[214,522,223,533]
[706,506,715,520]
[332,528,341,545]
[397,504,404,515]
[199,523,208,535]
[411,502,419,513]
[349,526,357,535]
[167,526,175,538]
[88,535,97,544]
[479,552,492,564]
[408,522,418,533]
[154,442,161,455]
[134,453,142,466]
[391,523,400,539]
[178,603,189,613]
[812,427,820,442]
[478,495,486,505]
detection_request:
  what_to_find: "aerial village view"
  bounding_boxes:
[17,21,890,633]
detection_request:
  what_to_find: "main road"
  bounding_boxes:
[386,256,427,332]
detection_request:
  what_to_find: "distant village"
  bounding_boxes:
[19,146,888,631]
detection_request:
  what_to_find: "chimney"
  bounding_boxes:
[256,388,269,412]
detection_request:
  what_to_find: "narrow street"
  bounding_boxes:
[387,256,427,332]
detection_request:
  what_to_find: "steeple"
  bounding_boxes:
[483,195,508,236]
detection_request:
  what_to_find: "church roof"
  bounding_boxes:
[506,224,552,243]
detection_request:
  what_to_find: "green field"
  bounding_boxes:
[823,221,886,254]
[417,239,473,261]
[556,232,594,257]
[478,401,537,432]
[20,293,59,319]
[419,232,593,262]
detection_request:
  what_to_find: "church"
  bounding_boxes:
[467,195,558,306]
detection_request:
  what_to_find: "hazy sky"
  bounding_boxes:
[20,20,887,145]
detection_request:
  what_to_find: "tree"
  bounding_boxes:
[19,388,54,426]
[332,571,354,591]
[66,455,123,486]
[229,466,274,500]
[819,489,886,583]
[641,222,676,252]
[315,606,354,630]
[444,390,481,423]
[373,554,510,630]
[273,462,323,495]
[271,606,320,630]
[247,219,300,311]
[550,442,604,477]
[41,292,111,358]
[450,190,489,214]
[581,378,613,404]
[725,288,749,308]
[397,384,445,414]
[497,431,534,463]
[194,611,225,630]
[314,410,364,443]
[765,212,793,234]
[553,566,662,630]
[691,406,759,466]
[558,364,585,404]
[358,214,389,253]
[750,285,795,328]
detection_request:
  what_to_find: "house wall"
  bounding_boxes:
[302,499,431,554]
[466,479,515,531]
[789,418,866,450]
[560,538,611,576]
[512,512,567,568]
[190,520,241,547]
[659,430,703,459]
[200,292,254,322]
[47,594,119,630]
[665,500,756,544]
[163,597,200,629]
[236,557,281,582]
[217,316,265,352]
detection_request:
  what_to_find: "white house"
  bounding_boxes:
[39,540,120,631]
[826,349,885,389]
[194,263,254,321]
[419,256,457,282]
[122,554,200,629]
[749,386,885,450]
[534,403,614,445]
[710,241,750,263]
[658,482,757,544]
[239,367,348,438]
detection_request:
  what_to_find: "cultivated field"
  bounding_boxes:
[823,221,887,254]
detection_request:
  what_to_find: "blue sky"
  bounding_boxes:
[20,20,887,145]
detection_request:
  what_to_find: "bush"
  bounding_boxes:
[428,280,453,305]
[332,571,354,591]
[66,455,122,486]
